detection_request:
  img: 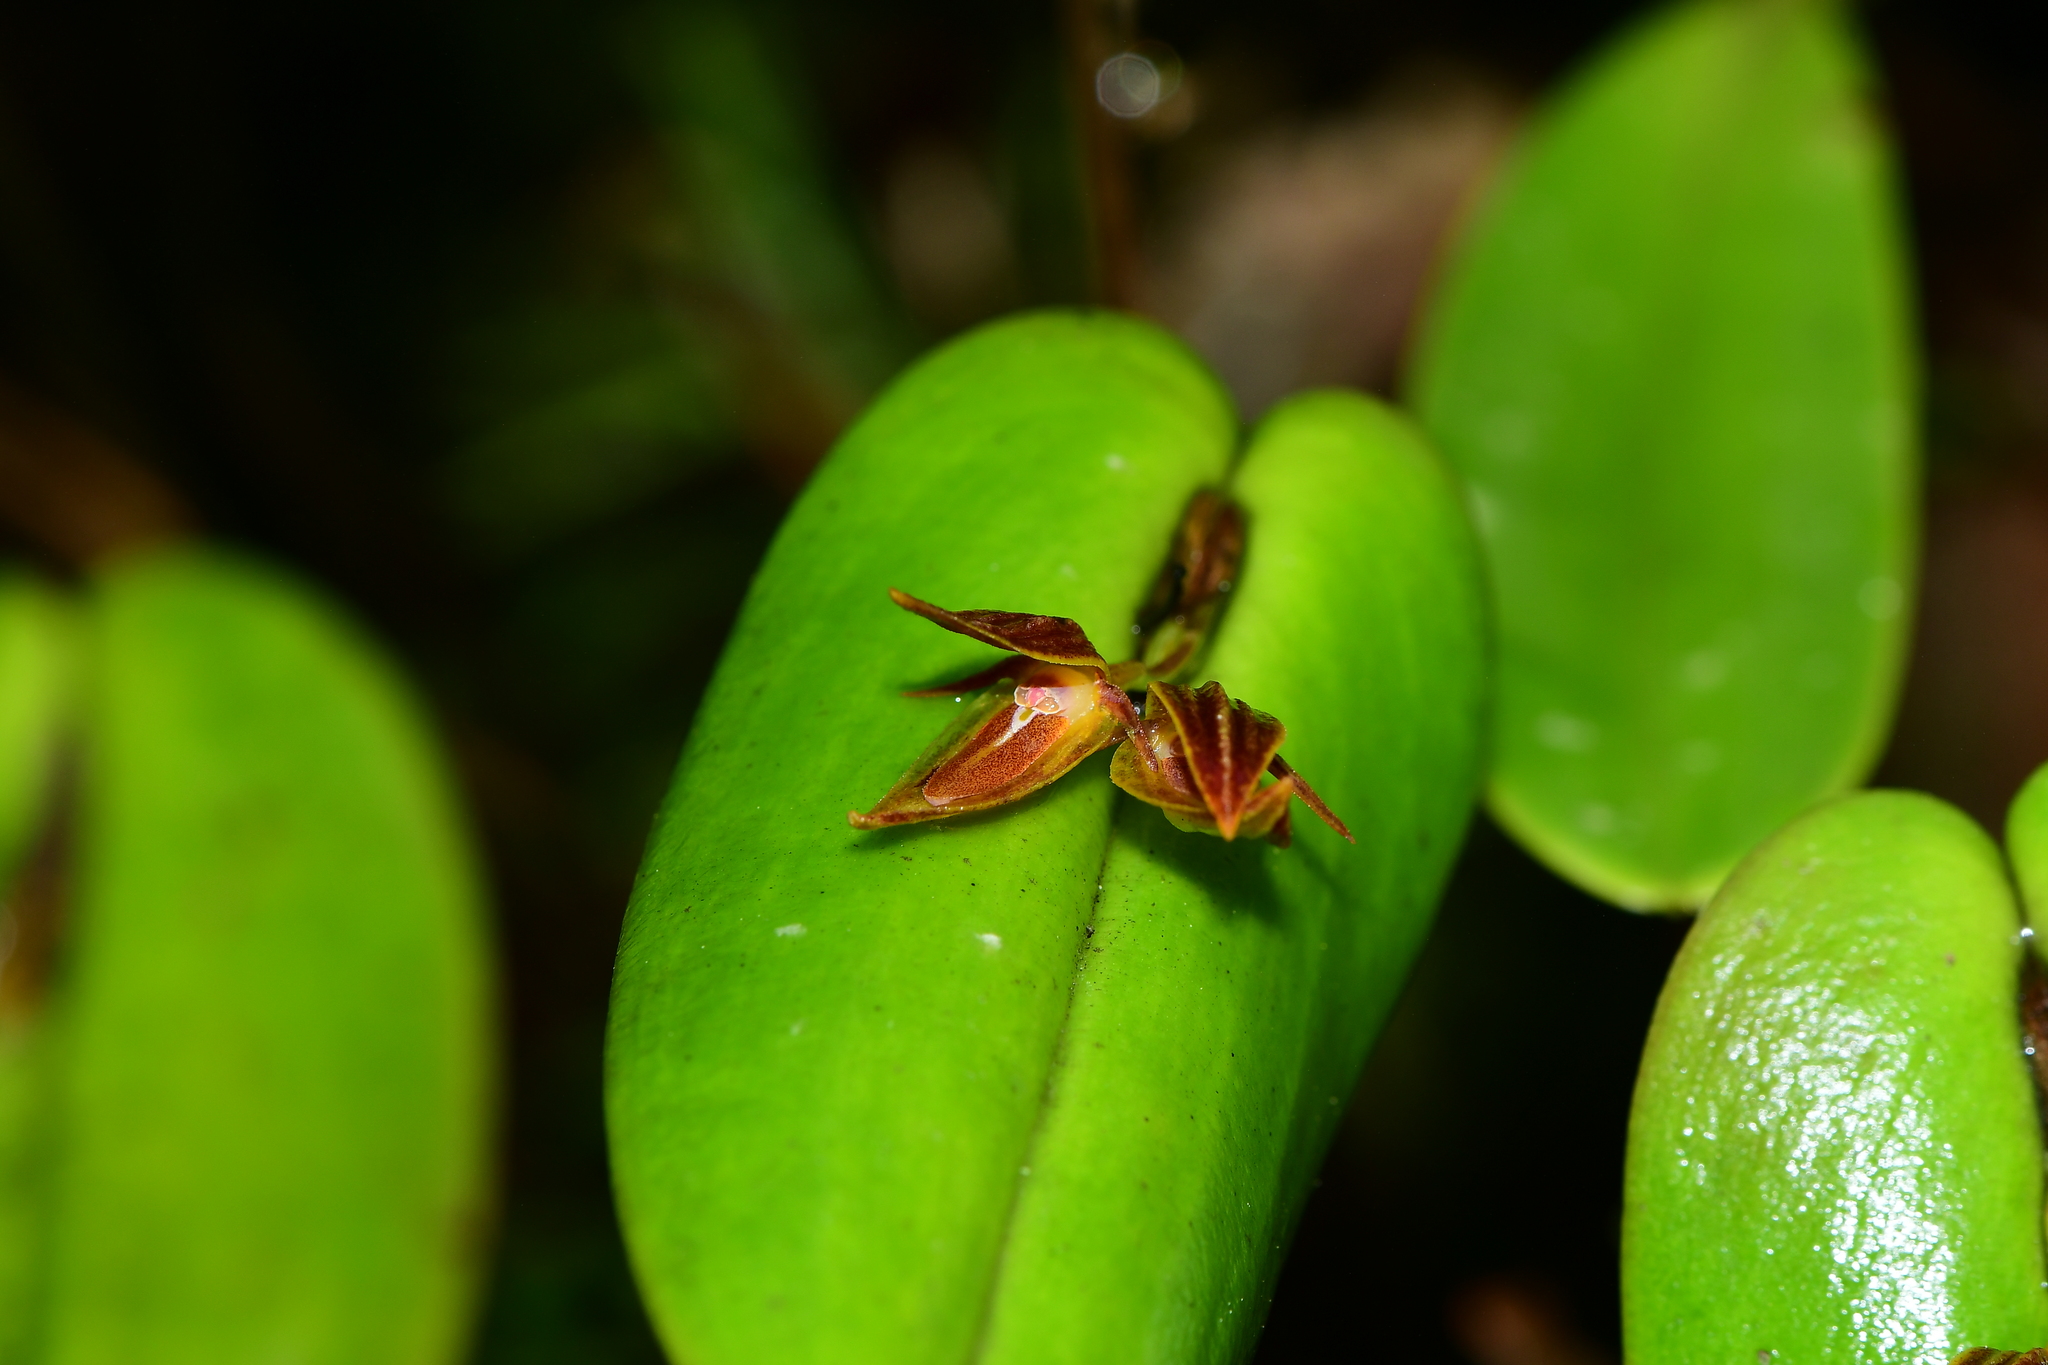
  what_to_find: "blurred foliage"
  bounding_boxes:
[0,577,71,1365]
[34,549,494,1363]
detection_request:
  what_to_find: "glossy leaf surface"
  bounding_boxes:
[606,311,1235,1364]
[1410,0,1916,908]
[42,549,495,1365]
[975,390,1485,1364]
[1624,791,2048,1365]
[0,576,75,1364]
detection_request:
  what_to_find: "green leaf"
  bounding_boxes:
[1623,791,2048,1365]
[0,574,77,1365]
[40,549,495,1364]
[605,316,1486,1362]
[0,575,72,883]
[606,310,1235,1364]
[1409,0,1916,909]
[443,328,734,558]
[973,390,1486,1364]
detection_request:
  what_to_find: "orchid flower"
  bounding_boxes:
[847,493,1350,846]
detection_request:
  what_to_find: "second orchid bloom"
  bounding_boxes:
[848,492,1352,849]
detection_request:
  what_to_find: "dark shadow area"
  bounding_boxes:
[1119,801,1289,923]
[1255,818,1687,1364]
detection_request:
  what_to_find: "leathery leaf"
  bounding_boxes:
[974,390,1485,1363]
[1410,0,1916,908]
[0,575,76,1364]
[1623,792,2048,1365]
[605,311,1235,1364]
[607,339,1486,1360]
[42,548,495,1364]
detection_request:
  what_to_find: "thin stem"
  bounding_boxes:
[1060,0,1142,311]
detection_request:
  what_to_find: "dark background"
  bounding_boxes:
[0,0,2044,1359]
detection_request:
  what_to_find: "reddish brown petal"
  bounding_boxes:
[1233,775,1297,844]
[1147,680,1287,841]
[1177,492,1246,614]
[850,665,1124,830]
[1134,491,1247,682]
[1134,491,1246,634]
[1269,755,1355,843]
[888,588,1111,671]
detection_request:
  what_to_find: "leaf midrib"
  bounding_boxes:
[963,788,1123,1364]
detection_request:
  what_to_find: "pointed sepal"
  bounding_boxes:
[1269,755,1353,843]
[888,588,1112,672]
[851,663,1128,829]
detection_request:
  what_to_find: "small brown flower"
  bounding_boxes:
[1110,680,1353,846]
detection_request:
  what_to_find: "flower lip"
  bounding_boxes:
[1015,672,1100,719]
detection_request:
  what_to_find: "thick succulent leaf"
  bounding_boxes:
[605,310,1236,1364]
[1624,791,2048,1365]
[41,548,495,1364]
[971,389,1487,1363]
[0,574,75,1364]
[1409,0,1916,908]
